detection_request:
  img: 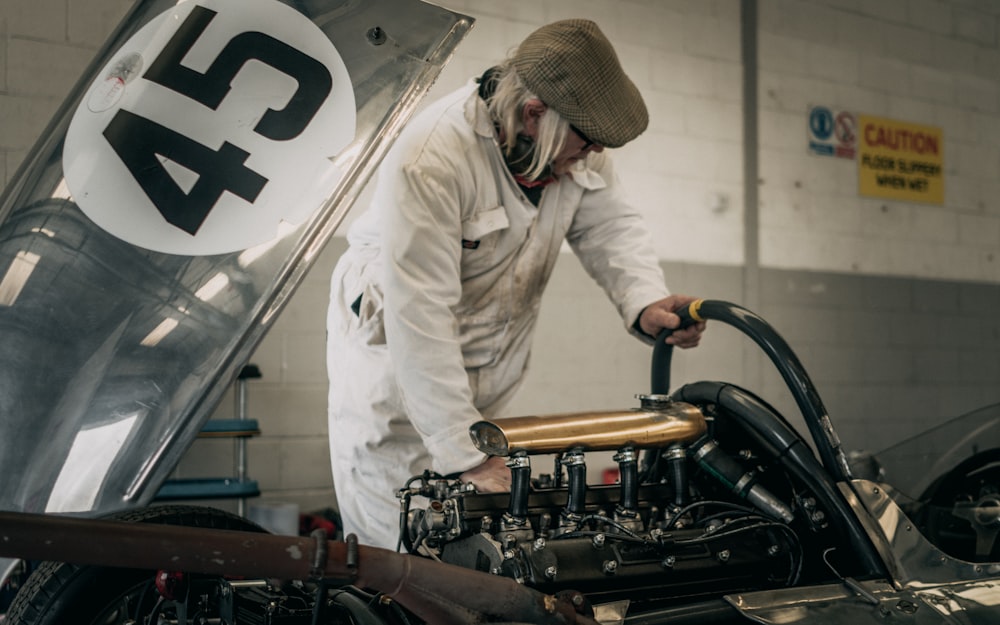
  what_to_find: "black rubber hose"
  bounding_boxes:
[652,299,849,482]
[325,588,386,625]
[650,331,674,396]
[673,380,887,578]
[643,305,698,484]
[618,453,638,512]
[667,450,688,508]
[564,456,587,516]
[508,459,531,520]
[650,305,699,395]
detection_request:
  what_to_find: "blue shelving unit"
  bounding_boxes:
[155,365,263,515]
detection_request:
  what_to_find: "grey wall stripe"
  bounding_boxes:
[740,0,761,387]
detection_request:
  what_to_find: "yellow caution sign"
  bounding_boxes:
[858,115,944,205]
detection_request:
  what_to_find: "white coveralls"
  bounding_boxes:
[326,81,670,549]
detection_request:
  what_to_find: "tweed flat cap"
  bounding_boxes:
[512,19,648,148]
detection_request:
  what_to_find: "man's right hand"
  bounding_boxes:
[459,455,511,493]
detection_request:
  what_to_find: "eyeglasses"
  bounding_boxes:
[569,124,597,150]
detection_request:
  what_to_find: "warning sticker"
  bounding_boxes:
[808,105,856,159]
[857,115,944,205]
[63,0,356,256]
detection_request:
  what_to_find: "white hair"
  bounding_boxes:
[485,59,571,181]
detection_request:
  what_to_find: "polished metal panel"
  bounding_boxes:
[916,580,1000,620]
[847,479,1000,587]
[726,581,956,624]
[726,569,1000,623]
[468,402,707,456]
[725,481,1000,623]
[0,0,472,515]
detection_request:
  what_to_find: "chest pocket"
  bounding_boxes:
[458,205,511,368]
[460,205,510,280]
[461,205,508,248]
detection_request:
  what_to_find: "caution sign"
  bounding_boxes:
[858,115,944,205]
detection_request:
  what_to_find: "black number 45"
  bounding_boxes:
[102,5,333,236]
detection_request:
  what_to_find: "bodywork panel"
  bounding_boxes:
[0,0,472,515]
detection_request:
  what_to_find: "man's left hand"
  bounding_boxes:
[638,294,706,348]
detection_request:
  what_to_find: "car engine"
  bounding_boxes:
[394,387,864,617]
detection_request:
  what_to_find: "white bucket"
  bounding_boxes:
[248,501,300,535]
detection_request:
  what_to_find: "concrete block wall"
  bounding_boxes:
[0,0,134,189]
[758,0,1000,283]
[2,0,998,519]
[751,0,1000,462]
[754,269,1000,454]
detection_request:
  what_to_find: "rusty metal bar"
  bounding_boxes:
[0,510,599,625]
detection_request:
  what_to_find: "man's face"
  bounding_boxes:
[521,100,604,176]
[551,126,603,175]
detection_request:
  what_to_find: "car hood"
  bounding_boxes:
[0,0,472,515]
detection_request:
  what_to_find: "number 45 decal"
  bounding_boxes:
[102,5,333,236]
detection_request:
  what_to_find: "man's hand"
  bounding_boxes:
[638,294,707,348]
[459,455,511,493]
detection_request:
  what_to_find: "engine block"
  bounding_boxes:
[432,485,793,604]
[402,465,799,607]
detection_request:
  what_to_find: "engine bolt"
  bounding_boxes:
[592,533,606,548]
[534,537,546,551]
[811,510,826,524]
[895,600,917,614]
[716,549,731,563]
[602,560,618,575]
[502,534,517,549]
[545,566,558,579]
[768,544,781,556]
[503,549,516,560]
[661,555,676,569]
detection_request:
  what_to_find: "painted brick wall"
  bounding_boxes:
[753,268,1000,453]
[0,0,134,188]
[758,0,1000,283]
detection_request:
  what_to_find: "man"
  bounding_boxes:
[326,18,706,549]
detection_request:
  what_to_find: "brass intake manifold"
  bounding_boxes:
[469,399,707,456]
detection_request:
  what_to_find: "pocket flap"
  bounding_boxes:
[462,206,509,241]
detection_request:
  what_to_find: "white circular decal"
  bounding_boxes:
[63,0,356,256]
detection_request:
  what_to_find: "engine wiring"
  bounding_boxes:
[540,498,805,587]
[662,499,759,530]
[674,516,804,587]
[563,513,644,539]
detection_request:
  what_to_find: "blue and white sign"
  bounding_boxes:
[808,105,856,160]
